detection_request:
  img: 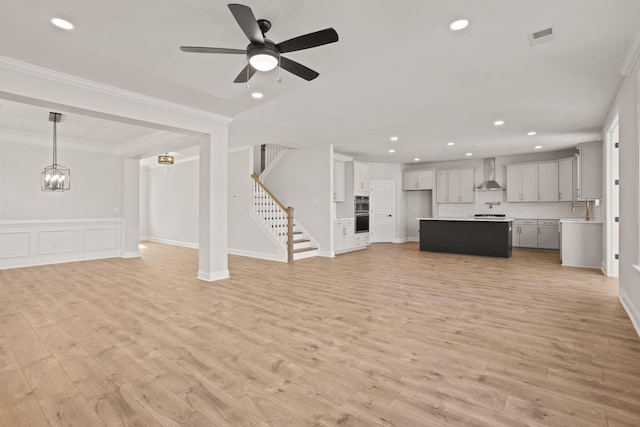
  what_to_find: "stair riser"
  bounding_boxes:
[293,249,318,260]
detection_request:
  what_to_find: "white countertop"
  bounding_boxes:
[559,218,603,224]
[418,217,514,222]
[334,217,354,221]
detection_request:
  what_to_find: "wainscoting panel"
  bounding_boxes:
[84,228,118,251]
[0,219,124,270]
[37,230,79,255]
[0,232,30,259]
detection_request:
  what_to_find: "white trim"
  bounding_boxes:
[197,269,231,282]
[0,218,123,226]
[228,145,253,154]
[620,27,640,76]
[634,264,640,274]
[122,251,141,259]
[619,286,640,338]
[145,237,199,249]
[0,56,232,124]
[317,250,333,258]
[407,237,420,242]
[393,238,409,244]
[259,147,289,180]
[227,248,286,262]
[333,153,354,162]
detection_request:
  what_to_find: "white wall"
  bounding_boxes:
[263,145,332,255]
[368,163,406,243]
[227,148,286,261]
[141,158,199,248]
[1,140,122,220]
[606,51,640,335]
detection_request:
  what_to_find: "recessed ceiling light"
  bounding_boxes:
[494,120,505,126]
[414,158,420,162]
[51,18,74,30]
[534,145,542,149]
[528,131,537,136]
[390,136,398,141]
[447,142,455,146]
[450,19,469,31]
[466,152,472,156]
[388,149,396,153]
[251,92,263,99]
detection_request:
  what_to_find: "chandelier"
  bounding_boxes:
[41,112,70,191]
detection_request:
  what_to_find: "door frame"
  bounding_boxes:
[605,113,620,277]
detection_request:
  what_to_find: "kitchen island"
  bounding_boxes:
[419,217,513,258]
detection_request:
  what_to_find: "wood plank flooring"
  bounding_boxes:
[1,242,639,426]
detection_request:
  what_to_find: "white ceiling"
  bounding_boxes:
[1,0,639,164]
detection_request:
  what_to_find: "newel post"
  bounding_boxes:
[287,207,294,262]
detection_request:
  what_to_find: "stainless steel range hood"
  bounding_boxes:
[475,158,505,191]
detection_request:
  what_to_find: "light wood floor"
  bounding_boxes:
[1,242,639,426]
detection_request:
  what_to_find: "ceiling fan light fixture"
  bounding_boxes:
[249,53,278,72]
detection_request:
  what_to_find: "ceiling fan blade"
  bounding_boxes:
[180,46,246,54]
[228,4,264,45]
[233,64,257,83]
[279,57,319,81]
[276,28,339,53]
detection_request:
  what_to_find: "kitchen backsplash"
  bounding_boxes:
[436,191,600,220]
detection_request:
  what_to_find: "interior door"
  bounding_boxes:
[370,181,394,242]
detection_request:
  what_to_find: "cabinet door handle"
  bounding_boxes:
[558,192,561,200]
[539,193,541,201]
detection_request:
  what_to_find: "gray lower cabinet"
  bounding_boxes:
[513,219,559,249]
[538,219,560,250]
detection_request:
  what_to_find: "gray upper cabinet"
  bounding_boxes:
[577,142,603,200]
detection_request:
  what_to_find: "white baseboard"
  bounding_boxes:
[0,250,120,270]
[122,251,141,259]
[146,237,199,249]
[197,269,230,282]
[317,250,332,258]
[407,237,419,242]
[393,238,409,244]
[619,286,640,338]
[227,248,286,263]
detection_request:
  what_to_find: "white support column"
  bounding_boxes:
[198,131,230,281]
[122,157,140,258]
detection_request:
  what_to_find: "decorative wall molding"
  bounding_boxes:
[0,56,232,124]
[0,218,123,270]
[619,286,640,338]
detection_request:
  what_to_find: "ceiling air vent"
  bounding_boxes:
[527,26,558,47]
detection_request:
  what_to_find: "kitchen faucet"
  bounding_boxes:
[571,198,590,221]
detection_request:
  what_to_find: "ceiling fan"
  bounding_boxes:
[180,3,339,83]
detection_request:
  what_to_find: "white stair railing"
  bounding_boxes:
[251,173,294,262]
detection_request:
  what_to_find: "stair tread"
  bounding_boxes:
[293,247,317,254]
[293,239,310,244]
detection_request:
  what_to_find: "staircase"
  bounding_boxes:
[251,173,318,261]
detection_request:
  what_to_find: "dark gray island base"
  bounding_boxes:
[419,218,513,258]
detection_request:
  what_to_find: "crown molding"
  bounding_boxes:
[0,56,233,124]
[620,27,640,76]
